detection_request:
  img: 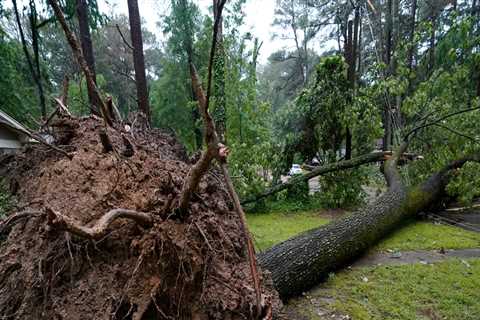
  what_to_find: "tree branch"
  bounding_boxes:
[116,24,134,51]
[220,161,263,317]
[177,0,227,214]
[242,151,399,205]
[433,123,479,143]
[405,104,480,141]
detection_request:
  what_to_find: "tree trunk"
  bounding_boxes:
[258,148,480,299]
[29,0,47,120]
[345,4,360,160]
[382,0,393,151]
[76,0,99,114]
[47,0,105,118]
[13,0,47,120]
[212,0,227,143]
[407,0,417,71]
[428,15,437,74]
[127,0,150,124]
[345,19,354,160]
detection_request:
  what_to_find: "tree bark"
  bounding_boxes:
[212,0,227,143]
[127,0,150,124]
[258,148,480,299]
[345,19,354,160]
[407,0,417,71]
[428,15,437,74]
[76,0,99,114]
[382,0,393,151]
[13,0,47,120]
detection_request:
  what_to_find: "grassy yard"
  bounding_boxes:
[247,209,480,319]
[291,259,480,320]
[247,210,330,251]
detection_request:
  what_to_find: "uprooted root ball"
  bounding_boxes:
[0,116,280,320]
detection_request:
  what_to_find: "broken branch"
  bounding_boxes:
[220,161,263,318]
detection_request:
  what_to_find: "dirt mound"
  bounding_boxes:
[0,115,280,319]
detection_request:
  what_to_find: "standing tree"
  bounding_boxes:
[12,0,47,120]
[212,0,227,142]
[127,0,150,124]
[75,0,100,114]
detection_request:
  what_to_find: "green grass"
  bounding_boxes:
[375,221,480,251]
[247,210,330,251]
[296,259,480,320]
[250,208,480,319]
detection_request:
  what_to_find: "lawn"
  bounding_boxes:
[247,210,330,251]
[374,220,480,252]
[248,209,480,319]
[292,259,480,320]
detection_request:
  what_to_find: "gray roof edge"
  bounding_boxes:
[0,109,31,135]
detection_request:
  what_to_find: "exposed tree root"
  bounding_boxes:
[0,210,44,234]
[46,208,153,240]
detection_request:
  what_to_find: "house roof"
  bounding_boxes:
[0,109,31,136]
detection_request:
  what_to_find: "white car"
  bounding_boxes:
[289,164,302,176]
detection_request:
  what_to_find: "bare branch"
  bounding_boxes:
[178,1,228,213]
[433,123,479,143]
[405,104,480,141]
[54,98,72,116]
[46,208,152,240]
[116,24,134,51]
[220,161,262,317]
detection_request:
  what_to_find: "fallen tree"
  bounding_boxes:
[258,143,480,299]
[241,151,408,205]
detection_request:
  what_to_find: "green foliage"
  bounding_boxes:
[401,65,480,201]
[0,30,41,126]
[315,170,368,209]
[271,56,382,207]
[66,74,108,116]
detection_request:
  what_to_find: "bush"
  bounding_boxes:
[314,169,367,209]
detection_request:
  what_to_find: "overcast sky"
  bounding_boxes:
[98,0,320,64]
[8,0,337,64]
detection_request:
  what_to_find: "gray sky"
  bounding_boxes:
[7,0,337,64]
[99,0,309,64]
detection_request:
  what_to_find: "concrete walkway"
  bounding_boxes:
[353,248,480,268]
